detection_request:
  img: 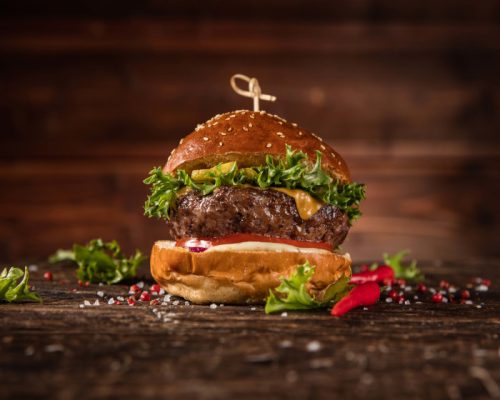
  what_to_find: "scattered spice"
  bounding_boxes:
[139,291,151,302]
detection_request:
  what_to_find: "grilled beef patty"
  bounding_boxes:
[166,186,350,249]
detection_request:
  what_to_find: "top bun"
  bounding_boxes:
[164,110,351,183]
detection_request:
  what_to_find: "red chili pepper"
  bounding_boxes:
[350,265,394,285]
[331,282,380,317]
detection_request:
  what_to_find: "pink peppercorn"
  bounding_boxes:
[432,293,443,303]
[140,291,151,302]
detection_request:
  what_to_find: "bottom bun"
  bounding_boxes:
[150,241,352,304]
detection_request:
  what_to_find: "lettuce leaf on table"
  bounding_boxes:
[0,267,41,303]
[50,239,146,284]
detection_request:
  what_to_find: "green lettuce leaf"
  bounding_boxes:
[144,145,365,223]
[49,239,146,284]
[0,267,41,303]
[383,250,424,282]
[264,261,352,314]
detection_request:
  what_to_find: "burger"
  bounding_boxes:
[144,110,365,305]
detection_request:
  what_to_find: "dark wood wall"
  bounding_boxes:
[1,1,499,263]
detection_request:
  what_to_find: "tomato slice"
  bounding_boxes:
[176,234,332,252]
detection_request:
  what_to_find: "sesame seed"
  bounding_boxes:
[278,121,283,125]
[331,152,336,158]
[260,110,265,114]
[292,123,298,127]
[203,137,209,141]
[249,114,255,119]
[276,132,285,138]
[219,131,227,136]
[298,131,303,136]
[179,138,184,144]
[248,123,253,128]
[219,142,223,146]
[266,143,272,148]
[242,126,248,131]
[213,121,219,126]
[227,127,233,132]
[320,144,326,150]
[195,124,204,131]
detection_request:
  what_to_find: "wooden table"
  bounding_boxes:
[1,260,499,399]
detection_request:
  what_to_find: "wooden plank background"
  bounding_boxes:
[1,1,499,263]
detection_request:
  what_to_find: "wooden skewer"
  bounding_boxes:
[230,74,277,111]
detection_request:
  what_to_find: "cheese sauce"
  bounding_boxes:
[271,188,324,220]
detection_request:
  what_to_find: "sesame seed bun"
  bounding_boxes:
[151,241,352,304]
[164,110,351,183]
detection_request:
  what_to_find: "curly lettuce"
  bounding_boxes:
[144,145,365,223]
[49,239,146,284]
[265,261,351,314]
[0,267,41,303]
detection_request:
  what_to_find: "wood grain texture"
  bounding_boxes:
[0,2,499,263]
[0,260,499,399]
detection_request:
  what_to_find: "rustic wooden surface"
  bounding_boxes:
[1,260,499,400]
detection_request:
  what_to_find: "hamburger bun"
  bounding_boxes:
[151,241,352,304]
[164,110,351,183]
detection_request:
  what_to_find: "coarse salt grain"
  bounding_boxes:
[108,298,115,305]
[97,291,104,297]
[306,341,322,352]
[209,303,218,309]
[281,312,288,317]
[93,299,100,306]
[84,300,92,306]
[137,282,144,289]
[279,340,293,348]
[385,298,393,303]
[172,300,180,306]
[45,344,64,353]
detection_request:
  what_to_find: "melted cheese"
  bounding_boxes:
[272,188,324,220]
